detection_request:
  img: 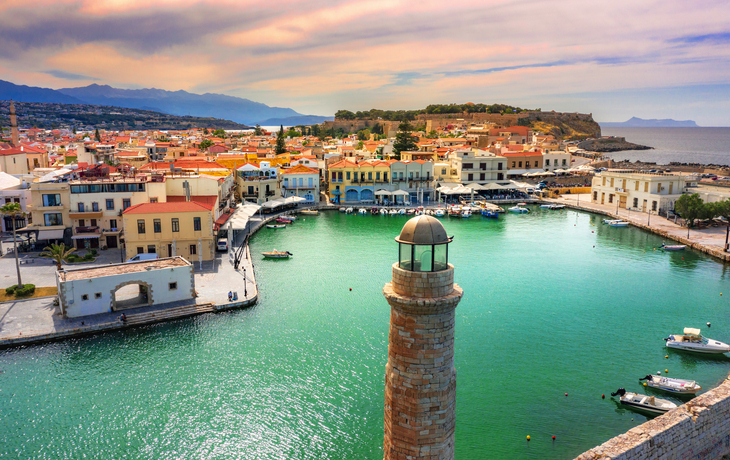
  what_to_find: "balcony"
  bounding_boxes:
[72,225,101,240]
[331,179,343,183]
[69,210,104,219]
[283,185,316,190]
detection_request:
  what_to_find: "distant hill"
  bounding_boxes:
[600,117,699,128]
[0,79,330,126]
[0,79,84,104]
[257,115,334,126]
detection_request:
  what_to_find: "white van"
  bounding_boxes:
[217,239,228,252]
[126,253,160,263]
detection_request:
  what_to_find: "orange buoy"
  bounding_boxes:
[602,394,605,399]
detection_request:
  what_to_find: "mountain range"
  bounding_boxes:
[0,79,332,126]
[600,117,699,128]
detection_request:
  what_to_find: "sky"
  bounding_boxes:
[0,0,729,125]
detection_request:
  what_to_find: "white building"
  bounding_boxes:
[542,151,571,172]
[591,170,693,213]
[280,165,319,203]
[449,148,507,184]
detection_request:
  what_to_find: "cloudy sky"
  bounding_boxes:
[1,0,729,125]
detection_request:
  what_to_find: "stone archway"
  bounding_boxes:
[112,280,153,311]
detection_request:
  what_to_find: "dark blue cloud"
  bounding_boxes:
[43,70,99,81]
[669,32,730,45]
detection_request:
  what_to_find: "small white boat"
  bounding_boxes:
[358,208,368,215]
[508,206,529,213]
[609,221,629,227]
[398,209,406,215]
[461,210,472,218]
[266,224,286,229]
[540,204,552,209]
[434,209,446,217]
[345,207,354,214]
[379,208,387,215]
[661,243,686,251]
[611,388,677,415]
[665,328,730,354]
[541,204,565,210]
[389,209,398,216]
[602,219,621,224]
[262,250,293,259]
[300,209,318,215]
[639,374,701,395]
[339,207,347,212]
[279,215,296,221]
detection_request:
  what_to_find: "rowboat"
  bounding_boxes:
[639,374,701,395]
[398,209,406,215]
[661,243,686,251]
[665,328,730,354]
[345,207,354,214]
[602,219,622,224]
[389,209,398,216]
[609,221,629,227]
[275,218,292,224]
[299,209,318,215]
[262,250,293,259]
[461,210,472,218]
[481,209,499,218]
[371,207,379,215]
[540,204,565,210]
[358,208,368,214]
[611,388,677,415]
[379,208,388,215]
[278,215,296,221]
[266,224,286,229]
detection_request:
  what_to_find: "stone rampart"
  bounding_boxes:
[576,377,730,459]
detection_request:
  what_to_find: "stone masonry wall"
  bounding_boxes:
[575,377,730,460]
[383,263,463,460]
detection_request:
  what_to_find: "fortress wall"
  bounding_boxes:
[575,377,730,460]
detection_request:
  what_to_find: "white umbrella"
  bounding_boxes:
[374,190,392,196]
[465,183,484,190]
[392,190,409,196]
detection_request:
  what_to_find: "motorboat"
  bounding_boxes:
[389,209,398,216]
[639,374,701,395]
[300,209,318,215]
[358,208,368,215]
[278,215,296,221]
[481,209,499,218]
[266,224,287,229]
[602,219,622,224]
[448,206,462,217]
[665,328,730,354]
[371,207,379,215]
[611,388,677,415]
[275,218,292,224]
[461,209,472,218]
[406,208,416,215]
[398,209,406,215]
[508,206,529,213]
[339,207,347,212]
[434,209,446,217]
[609,221,629,227]
[262,250,293,259]
[345,207,354,214]
[379,208,388,215]
[540,204,565,210]
[661,243,686,251]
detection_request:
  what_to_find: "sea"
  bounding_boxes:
[3,210,730,459]
[601,127,730,167]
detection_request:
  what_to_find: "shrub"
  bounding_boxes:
[15,284,35,297]
[83,253,94,261]
[5,285,16,295]
[90,249,98,256]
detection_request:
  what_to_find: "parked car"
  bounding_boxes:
[126,253,159,263]
[217,239,228,252]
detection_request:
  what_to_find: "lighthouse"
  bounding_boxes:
[383,215,463,460]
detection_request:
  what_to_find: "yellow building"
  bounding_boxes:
[328,159,391,203]
[25,181,71,242]
[122,200,215,261]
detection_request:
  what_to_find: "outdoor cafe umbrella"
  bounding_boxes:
[374,190,392,196]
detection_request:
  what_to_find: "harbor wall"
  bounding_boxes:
[576,377,730,460]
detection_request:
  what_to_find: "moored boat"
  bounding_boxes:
[434,209,446,217]
[611,388,677,415]
[508,206,529,213]
[371,207,379,215]
[300,209,318,215]
[665,328,730,354]
[279,215,296,221]
[266,224,287,229]
[398,209,406,215]
[461,209,472,218]
[339,207,347,212]
[358,208,368,214]
[481,209,499,218]
[661,243,686,251]
[345,207,354,214]
[379,208,388,215]
[262,250,293,259]
[275,218,292,224]
[389,209,398,216]
[639,374,701,395]
[609,221,629,227]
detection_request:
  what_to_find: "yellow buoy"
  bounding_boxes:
[526,435,531,441]
[643,382,647,386]
[665,369,668,373]
[665,355,669,359]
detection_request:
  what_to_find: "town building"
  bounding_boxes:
[235,161,281,204]
[280,165,319,203]
[449,148,507,184]
[591,170,692,212]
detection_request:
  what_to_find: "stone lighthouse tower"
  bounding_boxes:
[382,215,463,460]
[9,100,20,147]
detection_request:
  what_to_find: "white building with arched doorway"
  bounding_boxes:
[56,257,195,318]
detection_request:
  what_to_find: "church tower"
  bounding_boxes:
[9,100,20,147]
[382,216,463,460]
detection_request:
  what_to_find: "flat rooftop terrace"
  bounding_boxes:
[60,256,190,281]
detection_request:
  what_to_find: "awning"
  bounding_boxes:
[37,229,65,240]
[72,233,101,239]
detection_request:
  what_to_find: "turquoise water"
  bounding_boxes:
[2,209,730,459]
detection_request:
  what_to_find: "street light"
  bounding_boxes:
[243,266,247,297]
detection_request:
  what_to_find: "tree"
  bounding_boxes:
[1,203,25,289]
[357,141,364,150]
[392,122,418,160]
[426,130,438,139]
[357,129,371,141]
[94,128,101,142]
[311,124,320,138]
[72,126,77,135]
[203,128,209,135]
[198,139,214,150]
[674,193,708,238]
[709,199,730,252]
[213,129,226,138]
[254,124,263,136]
[40,243,76,271]
[275,125,287,154]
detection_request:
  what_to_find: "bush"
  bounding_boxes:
[90,249,98,256]
[5,285,16,295]
[66,254,83,263]
[83,253,94,261]
[5,284,35,297]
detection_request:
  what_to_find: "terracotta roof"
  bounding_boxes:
[167,195,217,208]
[281,164,318,175]
[123,200,213,214]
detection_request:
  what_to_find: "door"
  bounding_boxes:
[107,235,118,248]
[168,244,173,257]
[601,193,605,204]
[642,200,647,212]
[619,195,627,209]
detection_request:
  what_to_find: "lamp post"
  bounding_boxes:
[243,266,247,297]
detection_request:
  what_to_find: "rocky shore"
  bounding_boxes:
[578,137,652,152]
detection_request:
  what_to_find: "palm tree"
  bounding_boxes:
[40,243,76,271]
[0,202,25,288]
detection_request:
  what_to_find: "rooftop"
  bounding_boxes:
[60,256,190,281]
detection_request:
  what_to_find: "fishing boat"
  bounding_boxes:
[262,250,293,259]
[665,328,730,354]
[609,221,629,227]
[398,209,406,215]
[639,374,701,395]
[481,209,499,218]
[371,207,379,215]
[339,207,347,212]
[275,218,292,224]
[266,224,287,229]
[379,208,388,215]
[661,243,686,251]
[461,209,472,218]
[508,206,529,213]
[345,207,354,214]
[358,208,368,215]
[434,209,446,217]
[389,209,398,216]
[610,388,677,415]
[448,206,462,217]
[300,209,318,215]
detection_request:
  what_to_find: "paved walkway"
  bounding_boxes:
[550,194,730,262]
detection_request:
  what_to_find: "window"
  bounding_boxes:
[81,294,88,301]
[593,192,598,201]
[467,174,473,181]
[602,177,606,186]
[331,171,336,180]
[42,194,62,207]
[545,159,550,166]
[122,199,131,209]
[497,173,504,180]
[137,247,144,254]
[652,201,658,211]
[346,172,350,180]
[78,203,85,212]
[78,219,85,227]
[608,194,614,203]
[172,218,180,232]
[376,172,381,180]
[189,244,197,255]
[194,217,201,231]
[44,213,62,226]
[633,198,639,208]
[463,163,473,170]
[169,282,178,290]
[518,161,522,168]
[92,202,99,211]
[669,183,673,194]
[635,181,639,191]
[95,293,102,299]
[154,219,161,233]
[90,219,97,227]
[110,219,117,230]
[511,162,515,168]
[610,178,614,187]
[644,182,649,192]
[498,163,503,170]
[147,245,156,253]
[480,173,485,181]
[106,199,114,210]
[150,197,158,203]
[137,219,146,234]
[441,168,447,175]
[368,172,372,180]
[562,159,567,166]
